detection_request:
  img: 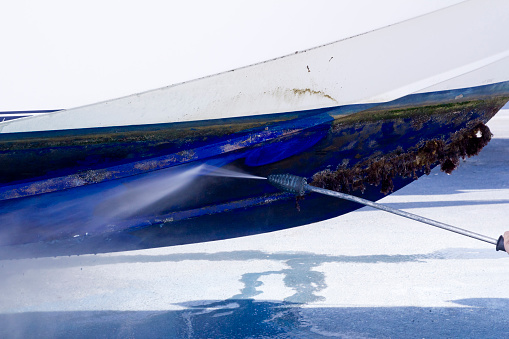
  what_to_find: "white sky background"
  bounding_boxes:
[0,0,464,111]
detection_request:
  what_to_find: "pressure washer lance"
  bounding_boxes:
[267,173,506,252]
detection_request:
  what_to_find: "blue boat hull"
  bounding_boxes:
[1,82,508,258]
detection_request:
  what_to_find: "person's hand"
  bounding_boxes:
[504,231,509,254]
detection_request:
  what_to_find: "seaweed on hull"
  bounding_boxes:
[310,121,492,195]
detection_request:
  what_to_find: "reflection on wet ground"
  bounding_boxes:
[1,298,508,338]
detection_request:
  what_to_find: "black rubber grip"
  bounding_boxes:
[496,235,506,252]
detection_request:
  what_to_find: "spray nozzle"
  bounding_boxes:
[267,174,308,196]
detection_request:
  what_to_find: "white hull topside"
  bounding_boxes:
[1,0,509,134]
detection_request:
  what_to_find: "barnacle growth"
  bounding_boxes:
[310,121,492,195]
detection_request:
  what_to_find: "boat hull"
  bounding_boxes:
[0,82,508,259]
[2,0,509,258]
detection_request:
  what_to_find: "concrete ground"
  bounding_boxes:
[1,106,509,338]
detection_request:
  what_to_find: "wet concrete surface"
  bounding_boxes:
[1,107,509,338]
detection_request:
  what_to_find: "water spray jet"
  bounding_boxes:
[200,165,267,180]
[268,173,506,252]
